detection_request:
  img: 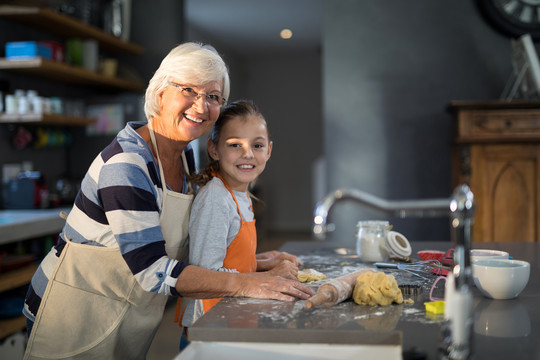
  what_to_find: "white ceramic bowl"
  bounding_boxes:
[472,259,530,300]
[470,249,509,262]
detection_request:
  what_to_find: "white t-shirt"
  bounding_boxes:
[182,176,254,327]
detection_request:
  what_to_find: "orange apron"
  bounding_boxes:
[175,175,257,324]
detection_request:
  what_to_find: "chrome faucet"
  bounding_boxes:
[312,184,476,283]
[312,188,451,240]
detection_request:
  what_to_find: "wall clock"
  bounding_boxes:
[476,0,540,39]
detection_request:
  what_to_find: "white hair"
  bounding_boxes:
[144,42,230,120]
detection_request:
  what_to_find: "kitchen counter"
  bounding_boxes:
[186,241,540,360]
[0,208,69,245]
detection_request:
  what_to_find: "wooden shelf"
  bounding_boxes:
[0,315,26,340]
[0,5,143,55]
[0,113,95,126]
[0,263,39,293]
[0,264,38,339]
[0,58,144,92]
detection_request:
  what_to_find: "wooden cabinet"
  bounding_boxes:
[449,100,540,243]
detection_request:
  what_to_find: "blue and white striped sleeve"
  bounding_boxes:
[98,151,187,296]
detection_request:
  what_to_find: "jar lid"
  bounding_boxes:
[356,221,391,235]
[386,231,412,258]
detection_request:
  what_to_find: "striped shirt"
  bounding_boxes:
[23,122,193,322]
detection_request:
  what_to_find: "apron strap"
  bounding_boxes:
[148,121,193,194]
[214,173,253,221]
[181,152,193,194]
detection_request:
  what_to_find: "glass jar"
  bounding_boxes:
[356,220,390,262]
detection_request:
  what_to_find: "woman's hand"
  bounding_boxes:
[233,272,314,301]
[256,251,303,272]
[175,265,313,301]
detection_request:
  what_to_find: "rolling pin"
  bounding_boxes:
[305,269,372,308]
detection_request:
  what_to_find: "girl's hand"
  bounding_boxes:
[265,259,298,280]
[256,250,280,260]
[256,251,303,271]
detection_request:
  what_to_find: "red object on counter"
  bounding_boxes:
[417,250,445,261]
[431,267,449,276]
[418,250,453,276]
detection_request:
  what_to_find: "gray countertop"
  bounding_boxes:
[189,241,540,360]
[0,208,69,245]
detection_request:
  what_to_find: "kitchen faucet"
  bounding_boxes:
[313,188,451,240]
[312,184,475,283]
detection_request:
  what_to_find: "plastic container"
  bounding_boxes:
[5,41,52,60]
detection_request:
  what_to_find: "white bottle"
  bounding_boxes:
[14,89,27,115]
[5,94,17,114]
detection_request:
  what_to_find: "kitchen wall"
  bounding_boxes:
[0,1,518,245]
[184,19,323,240]
[185,1,515,244]
[323,1,512,242]
[239,53,322,237]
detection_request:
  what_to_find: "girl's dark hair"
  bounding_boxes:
[190,99,268,187]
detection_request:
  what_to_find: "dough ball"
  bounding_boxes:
[352,271,403,306]
[297,269,326,283]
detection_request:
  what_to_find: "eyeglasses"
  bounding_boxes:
[168,82,226,106]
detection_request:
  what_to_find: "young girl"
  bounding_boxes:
[175,100,302,332]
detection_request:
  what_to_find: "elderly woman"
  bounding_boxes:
[22,42,312,360]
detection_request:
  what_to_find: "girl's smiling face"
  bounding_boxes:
[208,115,273,192]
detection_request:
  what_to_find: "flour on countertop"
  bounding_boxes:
[218,249,444,331]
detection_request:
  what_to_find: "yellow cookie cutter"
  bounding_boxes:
[424,300,445,315]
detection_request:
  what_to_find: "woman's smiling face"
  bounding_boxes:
[157,80,223,142]
[209,114,273,192]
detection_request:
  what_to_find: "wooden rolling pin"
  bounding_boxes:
[305,269,372,308]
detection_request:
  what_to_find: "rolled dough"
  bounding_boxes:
[352,271,403,306]
[297,268,326,283]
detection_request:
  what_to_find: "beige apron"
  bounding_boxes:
[24,124,193,359]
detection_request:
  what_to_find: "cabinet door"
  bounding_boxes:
[470,144,540,242]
